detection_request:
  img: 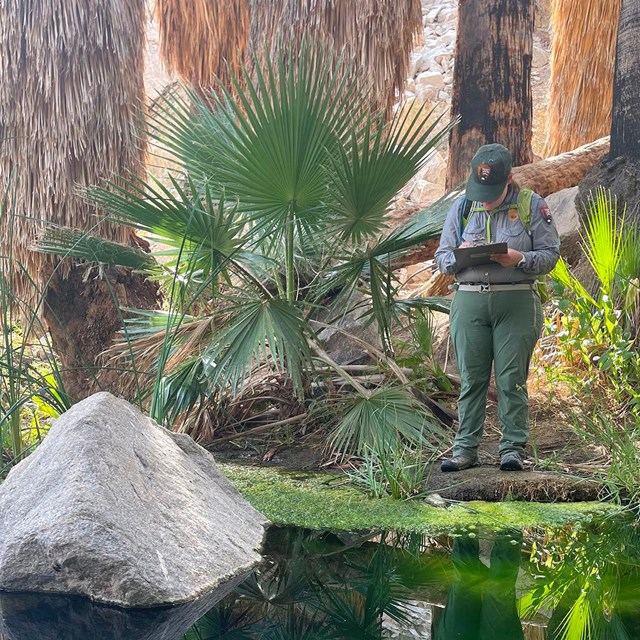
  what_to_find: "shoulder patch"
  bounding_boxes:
[540,204,552,224]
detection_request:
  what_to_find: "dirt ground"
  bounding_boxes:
[209,368,607,503]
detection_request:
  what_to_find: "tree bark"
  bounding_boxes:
[610,0,640,161]
[446,0,534,189]
[44,266,160,402]
[512,137,610,197]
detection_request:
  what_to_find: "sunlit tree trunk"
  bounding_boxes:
[446,0,534,189]
[544,0,620,157]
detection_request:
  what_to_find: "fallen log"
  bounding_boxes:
[513,136,610,197]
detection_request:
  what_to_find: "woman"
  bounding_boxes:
[435,144,560,472]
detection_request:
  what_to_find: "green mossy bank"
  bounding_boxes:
[220,463,617,534]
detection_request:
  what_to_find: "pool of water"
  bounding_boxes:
[2,513,640,640]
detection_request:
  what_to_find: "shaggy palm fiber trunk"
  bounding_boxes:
[0,0,153,400]
[249,0,422,115]
[156,0,250,92]
[610,0,640,161]
[445,0,534,189]
[544,0,621,157]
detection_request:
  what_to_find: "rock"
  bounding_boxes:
[544,186,582,264]
[411,50,431,75]
[416,71,446,90]
[0,393,269,607]
[426,8,442,23]
[532,44,549,69]
[416,84,441,102]
[426,465,600,502]
[438,28,456,46]
[316,293,382,365]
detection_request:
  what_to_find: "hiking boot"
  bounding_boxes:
[500,452,524,471]
[441,454,478,472]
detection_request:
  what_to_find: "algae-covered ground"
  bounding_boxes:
[220,463,617,535]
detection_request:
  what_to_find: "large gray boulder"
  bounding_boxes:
[0,393,269,607]
[545,186,582,264]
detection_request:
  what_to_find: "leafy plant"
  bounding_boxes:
[347,440,438,500]
[546,188,640,407]
[37,43,455,459]
[0,179,72,475]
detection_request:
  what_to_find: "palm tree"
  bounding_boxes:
[39,45,453,455]
[0,0,151,397]
[446,0,534,189]
[155,0,422,115]
[577,0,640,226]
[544,0,621,157]
[610,0,640,162]
[155,0,251,92]
[0,0,152,400]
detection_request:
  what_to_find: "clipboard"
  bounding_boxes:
[453,242,508,268]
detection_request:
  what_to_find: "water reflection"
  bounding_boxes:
[434,532,524,640]
[185,517,640,640]
[3,516,640,639]
[0,573,246,640]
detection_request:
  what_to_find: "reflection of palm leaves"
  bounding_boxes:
[184,528,454,640]
[520,517,640,640]
[315,541,413,640]
[184,601,262,640]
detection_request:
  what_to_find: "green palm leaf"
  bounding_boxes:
[206,297,312,395]
[330,105,454,243]
[330,385,443,457]
[37,227,156,271]
[581,187,625,298]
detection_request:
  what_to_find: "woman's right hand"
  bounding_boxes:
[459,241,473,248]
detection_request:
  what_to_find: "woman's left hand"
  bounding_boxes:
[490,248,524,267]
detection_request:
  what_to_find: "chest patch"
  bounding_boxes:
[508,208,519,221]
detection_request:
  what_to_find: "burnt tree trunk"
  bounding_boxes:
[44,266,160,403]
[610,0,640,161]
[446,0,534,189]
[579,0,640,221]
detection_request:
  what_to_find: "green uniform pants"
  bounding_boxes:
[450,289,543,458]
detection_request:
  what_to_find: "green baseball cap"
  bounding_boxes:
[465,143,512,202]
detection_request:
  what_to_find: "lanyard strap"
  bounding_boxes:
[468,204,493,243]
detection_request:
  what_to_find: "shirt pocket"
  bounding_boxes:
[462,216,487,245]
[501,217,528,237]
[496,216,532,251]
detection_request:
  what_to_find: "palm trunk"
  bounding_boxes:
[446,0,534,189]
[610,0,640,161]
[1,0,153,401]
[545,0,621,157]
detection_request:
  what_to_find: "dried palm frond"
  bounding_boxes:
[249,0,422,115]
[155,0,250,92]
[0,0,147,309]
[544,0,621,156]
